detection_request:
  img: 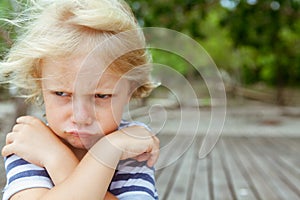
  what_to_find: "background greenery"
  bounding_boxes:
[1,0,300,105]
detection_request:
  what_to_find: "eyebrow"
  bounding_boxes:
[93,89,114,94]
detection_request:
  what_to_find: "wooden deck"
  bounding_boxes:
[155,135,300,200]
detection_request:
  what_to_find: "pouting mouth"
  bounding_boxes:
[64,130,97,138]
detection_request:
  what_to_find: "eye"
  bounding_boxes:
[54,91,70,97]
[95,94,112,99]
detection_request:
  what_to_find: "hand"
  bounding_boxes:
[2,116,67,168]
[107,126,160,167]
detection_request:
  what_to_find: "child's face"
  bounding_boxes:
[41,54,130,149]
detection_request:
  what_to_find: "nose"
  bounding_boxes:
[71,97,93,126]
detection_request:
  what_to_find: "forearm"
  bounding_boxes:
[37,137,122,200]
[8,125,157,200]
[45,144,79,185]
[44,149,118,200]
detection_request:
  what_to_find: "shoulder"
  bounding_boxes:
[109,159,158,200]
[2,155,53,200]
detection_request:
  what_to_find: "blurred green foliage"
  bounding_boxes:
[127,0,300,87]
[0,0,13,55]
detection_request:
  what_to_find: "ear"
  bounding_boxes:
[126,89,133,104]
[127,87,136,104]
[126,81,137,103]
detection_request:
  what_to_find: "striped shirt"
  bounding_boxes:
[2,121,159,200]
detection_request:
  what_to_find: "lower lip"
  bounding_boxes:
[68,132,93,138]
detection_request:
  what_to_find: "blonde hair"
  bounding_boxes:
[0,0,154,102]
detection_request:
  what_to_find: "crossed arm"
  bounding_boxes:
[2,116,159,200]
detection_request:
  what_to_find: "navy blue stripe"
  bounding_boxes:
[9,170,50,184]
[122,160,148,167]
[119,159,154,169]
[6,158,30,172]
[110,186,158,199]
[113,173,155,185]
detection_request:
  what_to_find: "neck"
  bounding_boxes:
[60,138,88,160]
[71,147,88,160]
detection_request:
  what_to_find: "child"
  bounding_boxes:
[0,0,159,199]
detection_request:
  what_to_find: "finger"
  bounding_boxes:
[16,116,28,123]
[135,153,151,162]
[153,135,160,149]
[147,149,160,167]
[147,136,160,167]
[152,135,160,156]
[12,124,23,132]
[16,116,38,124]
[6,132,14,145]
[2,144,14,157]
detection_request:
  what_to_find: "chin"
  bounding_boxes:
[76,139,100,150]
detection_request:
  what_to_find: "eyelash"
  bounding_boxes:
[55,91,70,97]
[95,94,112,99]
[53,91,112,99]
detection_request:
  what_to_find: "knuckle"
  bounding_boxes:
[1,148,5,157]
[29,116,39,124]
[156,137,160,144]
[5,134,10,144]
[2,145,11,157]
[12,123,18,128]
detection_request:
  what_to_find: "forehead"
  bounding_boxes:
[41,54,127,92]
[42,53,105,75]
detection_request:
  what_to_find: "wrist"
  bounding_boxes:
[44,143,79,184]
[89,135,123,169]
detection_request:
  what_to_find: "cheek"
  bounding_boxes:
[45,106,62,125]
[95,99,127,132]
[95,106,121,126]
[111,96,128,119]
[43,95,70,129]
[44,98,59,120]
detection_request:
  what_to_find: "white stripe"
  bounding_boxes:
[4,155,20,168]
[119,121,151,131]
[110,179,155,191]
[117,191,156,199]
[7,163,45,180]
[117,165,153,174]
[3,176,53,200]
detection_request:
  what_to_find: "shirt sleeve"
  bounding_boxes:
[118,120,151,131]
[109,159,159,200]
[112,121,158,199]
[117,194,154,200]
[2,155,53,200]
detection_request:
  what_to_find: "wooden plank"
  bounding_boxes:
[211,140,233,200]
[156,158,179,199]
[264,138,300,177]
[155,135,194,199]
[277,138,300,168]
[237,137,299,199]
[156,136,300,200]
[217,139,237,199]
[220,138,258,200]
[156,133,195,171]
[264,138,300,176]
[245,138,300,199]
[227,138,279,199]
[190,137,210,200]
[266,137,300,158]
[155,134,183,199]
[166,138,196,200]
